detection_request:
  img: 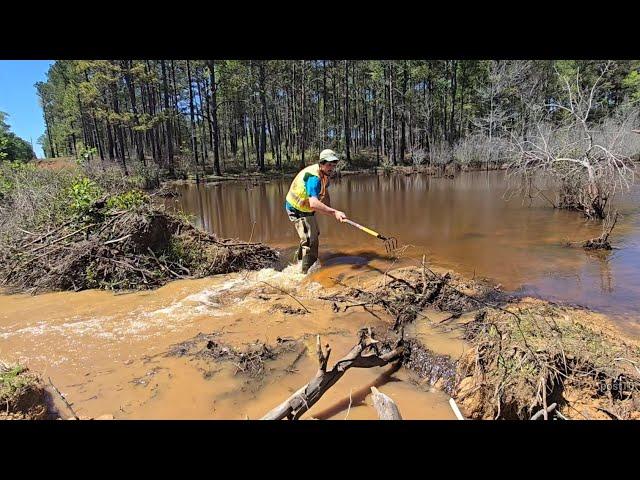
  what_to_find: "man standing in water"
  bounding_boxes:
[285,149,348,274]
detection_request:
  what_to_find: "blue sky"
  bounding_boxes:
[0,60,54,158]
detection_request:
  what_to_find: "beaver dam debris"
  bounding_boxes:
[166,333,305,378]
[308,264,640,420]
[0,199,278,293]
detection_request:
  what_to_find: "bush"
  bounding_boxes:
[0,161,37,200]
[66,177,104,219]
[105,189,148,211]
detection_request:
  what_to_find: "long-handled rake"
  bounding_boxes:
[343,219,398,253]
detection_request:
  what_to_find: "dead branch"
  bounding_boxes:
[583,211,619,250]
[48,377,79,420]
[261,328,403,420]
[530,402,557,420]
[259,281,311,313]
[370,386,402,420]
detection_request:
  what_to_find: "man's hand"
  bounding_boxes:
[334,210,347,222]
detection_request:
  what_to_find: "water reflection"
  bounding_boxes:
[165,171,640,326]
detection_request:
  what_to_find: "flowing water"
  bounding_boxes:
[2,169,638,419]
[169,170,640,332]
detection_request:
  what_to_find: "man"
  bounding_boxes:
[285,149,348,274]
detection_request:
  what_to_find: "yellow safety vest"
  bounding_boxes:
[286,164,328,213]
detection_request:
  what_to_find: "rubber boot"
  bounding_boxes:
[292,245,303,264]
[301,255,316,274]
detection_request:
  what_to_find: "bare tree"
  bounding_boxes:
[507,62,638,219]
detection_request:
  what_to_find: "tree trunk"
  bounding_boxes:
[299,60,306,169]
[122,60,145,165]
[390,64,396,165]
[344,60,351,163]
[109,73,128,174]
[186,60,200,183]
[400,60,408,163]
[258,61,267,172]
[450,60,457,145]
[370,387,403,420]
[195,71,209,171]
[261,330,403,420]
[43,106,56,158]
[171,60,182,152]
[160,60,175,175]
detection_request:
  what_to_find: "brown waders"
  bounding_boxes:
[288,210,319,274]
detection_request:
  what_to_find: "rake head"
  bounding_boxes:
[379,235,398,253]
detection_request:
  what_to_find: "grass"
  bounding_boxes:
[0,362,39,405]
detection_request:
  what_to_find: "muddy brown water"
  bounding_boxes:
[1,170,638,420]
[169,170,640,332]
[0,265,459,420]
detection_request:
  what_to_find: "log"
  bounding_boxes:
[261,328,404,420]
[370,386,402,420]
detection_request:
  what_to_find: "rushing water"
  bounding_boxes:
[2,169,638,420]
[167,170,640,332]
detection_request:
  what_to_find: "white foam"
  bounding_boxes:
[1,265,319,342]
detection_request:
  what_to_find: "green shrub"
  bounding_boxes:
[66,177,104,220]
[105,189,148,211]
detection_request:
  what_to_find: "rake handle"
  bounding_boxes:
[343,219,383,239]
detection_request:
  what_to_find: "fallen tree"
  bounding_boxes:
[261,328,404,420]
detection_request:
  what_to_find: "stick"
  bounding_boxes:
[48,377,79,420]
[370,386,402,420]
[105,234,132,245]
[542,376,549,420]
[449,398,465,420]
[530,402,557,420]
[249,220,257,243]
[344,388,354,420]
[259,281,311,313]
[595,406,622,420]
[23,221,72,247]
[29,223,97,254]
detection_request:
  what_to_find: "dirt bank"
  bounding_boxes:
[0,363,49,420]
[321,264,640,420]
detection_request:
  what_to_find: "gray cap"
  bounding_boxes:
[319,149,339,162]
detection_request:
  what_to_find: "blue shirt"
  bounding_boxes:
[285,175,322,213]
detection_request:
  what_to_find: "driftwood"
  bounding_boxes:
[370,386,402,420]
[449,398,465,420]
[530,402,557,420]
[261,328,403,420]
